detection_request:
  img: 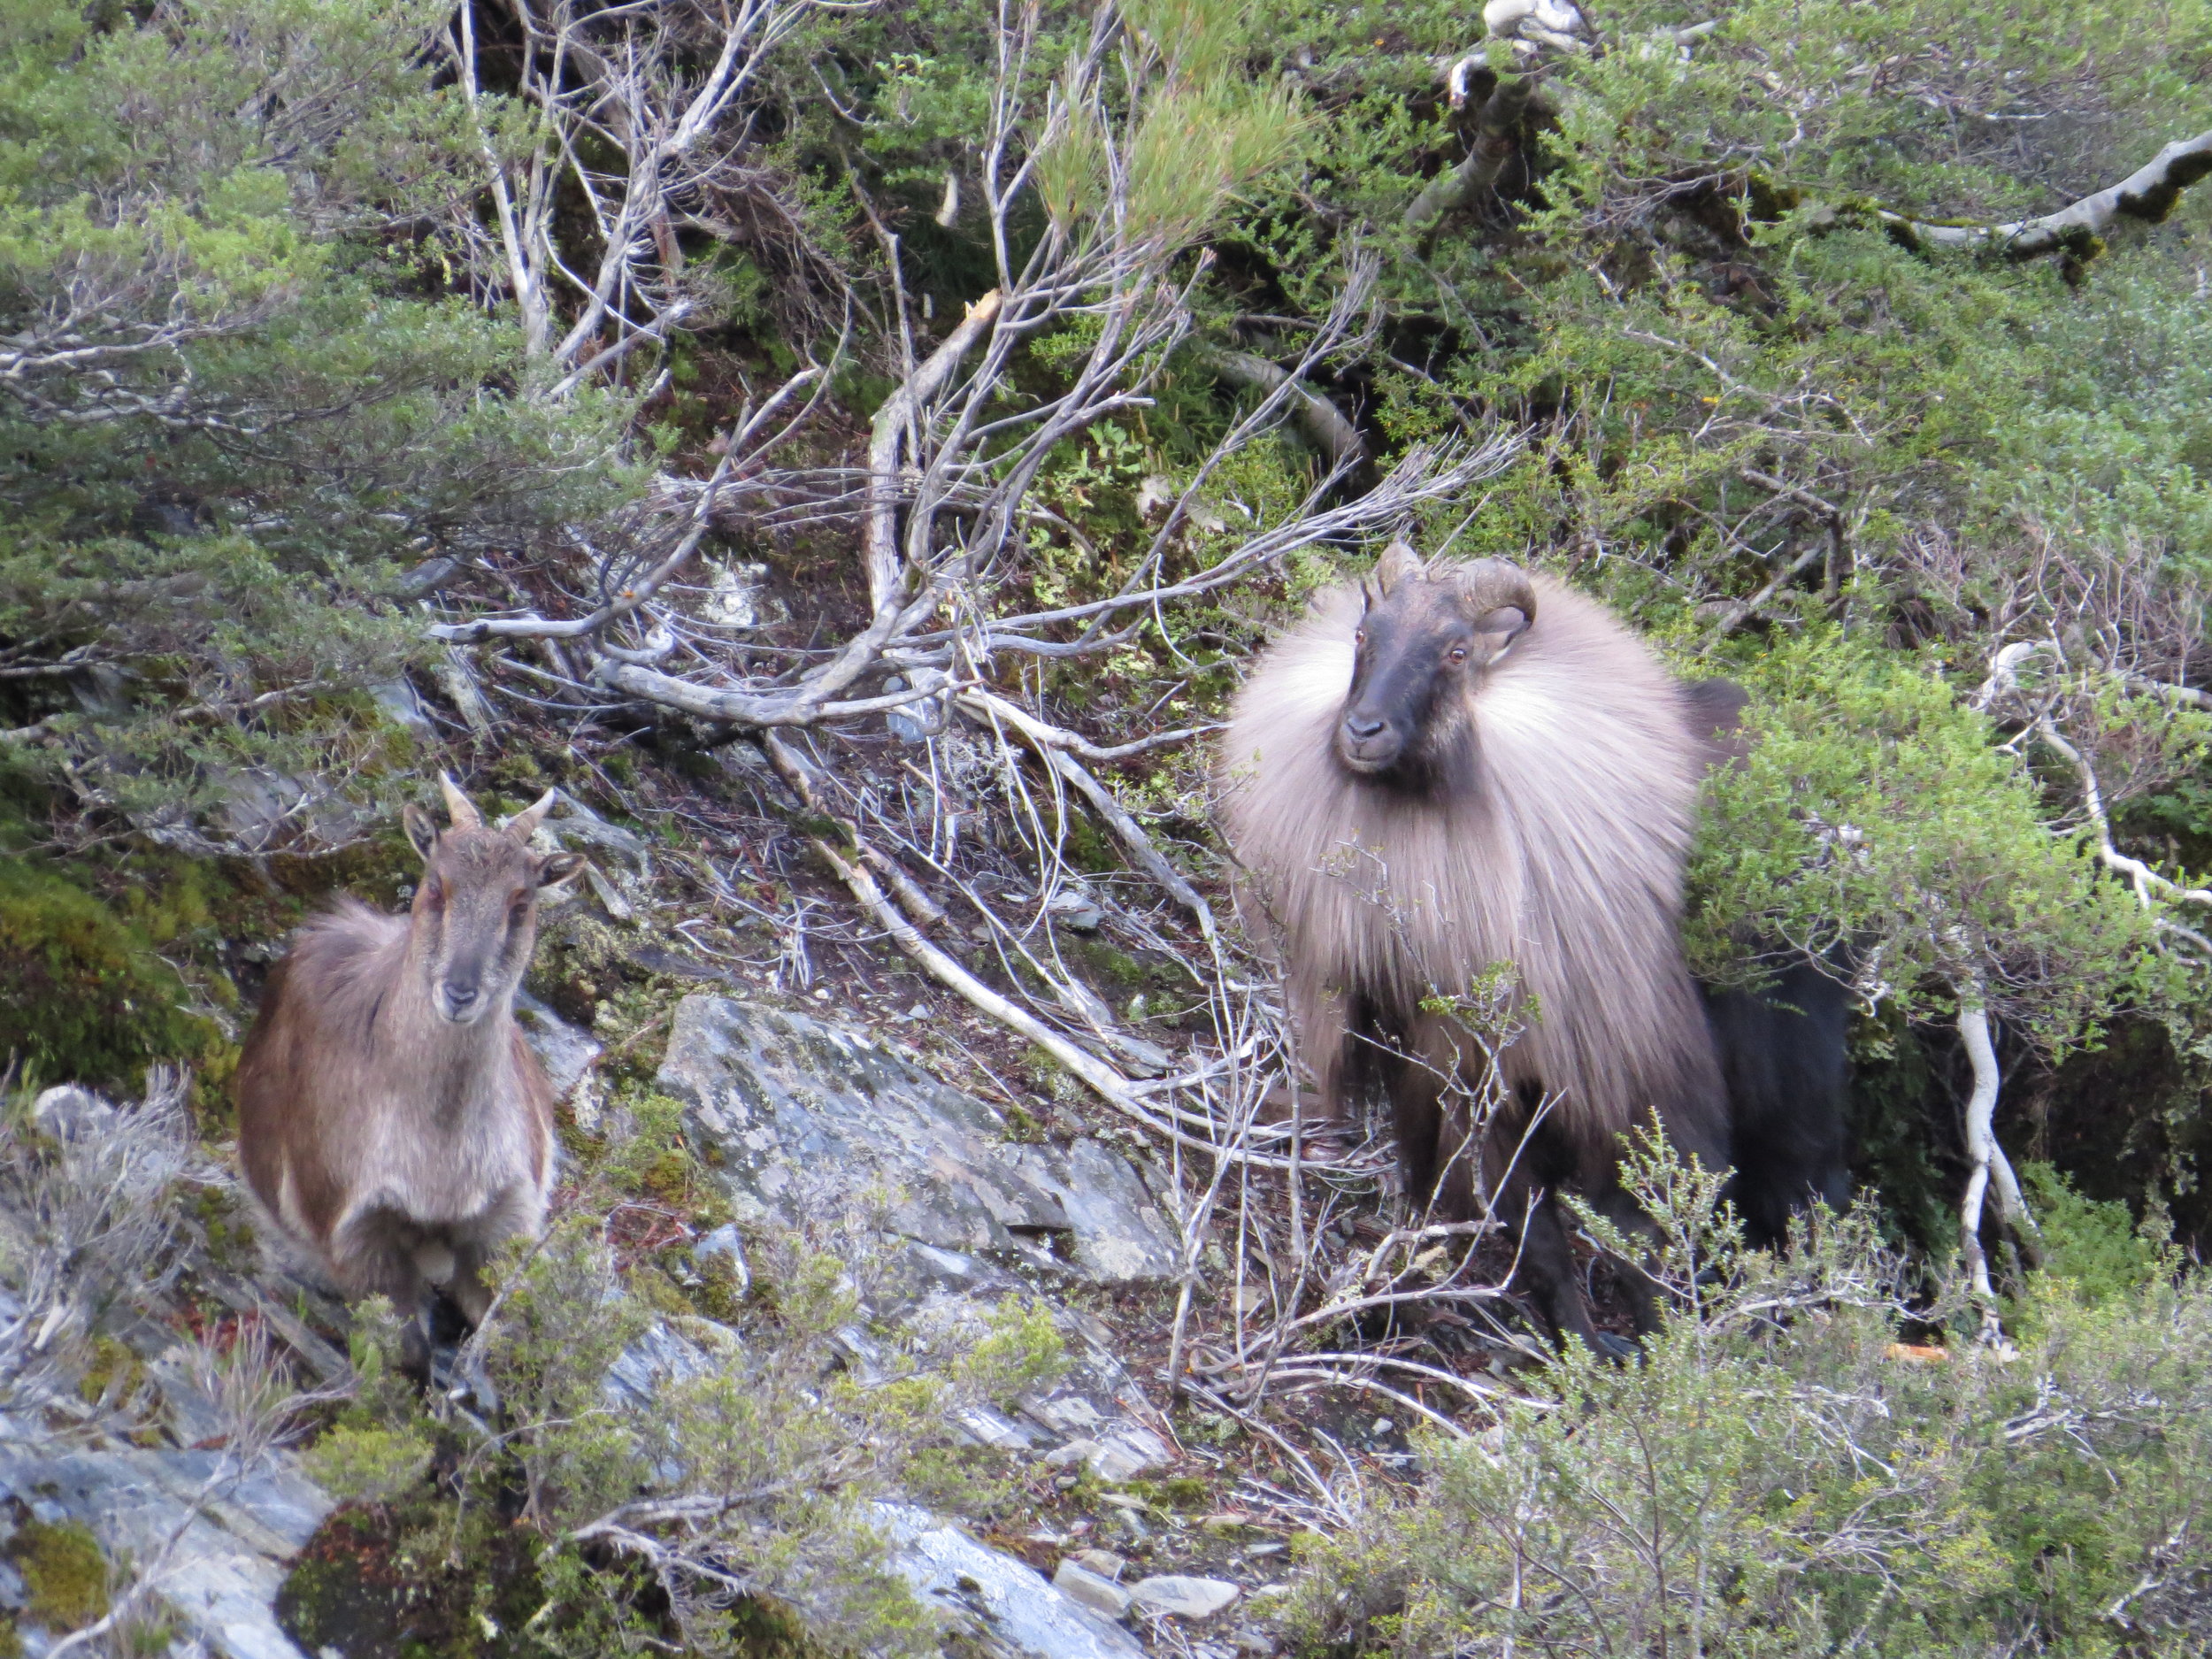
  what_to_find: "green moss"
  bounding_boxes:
[689,1267,749,1325]
[1057,935,1179,995]
[488,751,549,795]
[12,1517,109,1632]
[0,854,219,1087]
[1155,1475,1212,1509]
[190,1185,259,1274]
[628,1261,699,1319]
[75,1335,143,1411]
[1055,810,1118,875]
[595,1087,713,1210]
[532,910,638,1023]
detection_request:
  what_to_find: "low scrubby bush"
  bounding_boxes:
[1290,1137,2212,1657]
[298,1187,1069,1657]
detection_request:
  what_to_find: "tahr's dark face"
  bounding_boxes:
[1334,566,1532,784]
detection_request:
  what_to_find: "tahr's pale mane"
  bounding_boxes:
[1217,571,1722,1162]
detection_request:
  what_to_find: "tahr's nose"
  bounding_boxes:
[444,981,480,1011]
[1342,712,1386,739]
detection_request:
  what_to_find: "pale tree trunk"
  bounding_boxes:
[1955,987,2045,1345]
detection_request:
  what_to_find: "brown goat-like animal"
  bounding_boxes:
[234,776,584,1327]
[1217,542,1730,1352]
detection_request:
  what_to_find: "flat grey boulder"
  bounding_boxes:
[1130,1574,1242,1620]
[657,996,1179,1285]
[0,1447,330,1659]
[1052,1558,1133,1619]
[876,1503,1146,1659]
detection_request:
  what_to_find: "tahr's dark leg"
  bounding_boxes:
[1705,962,1852,1248]
[1382,1036,1447,1217]
[1485,1118,1638,1359]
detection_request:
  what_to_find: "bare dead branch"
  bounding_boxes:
[866,290,1006,611]
[1977,639,2212,914]
[1955,994,2014,1346]
[1402,74,1537,245]
[956,687,1217,939]
[1202,347,1366,467]
[1884,127,2212,259]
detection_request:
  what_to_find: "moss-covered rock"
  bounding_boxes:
[6,1515,109,1633]
[0,854,218,1087]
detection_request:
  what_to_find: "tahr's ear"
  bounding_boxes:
[1448,559,1538,665]
[1373,537,1425,595]
[403,803,440,862]
[536,851,588,895]
[1471,604,1531,664]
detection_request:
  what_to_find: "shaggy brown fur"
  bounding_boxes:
[234,777,583,1326]
[1217,546,1730,1348]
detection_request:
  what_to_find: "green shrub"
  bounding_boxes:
[1292,1136,2212,1657]
[328,1208,1074,1657]
[2017,1161,2167,1306]
[0,854,216,1086]
[301,1425,435,1509]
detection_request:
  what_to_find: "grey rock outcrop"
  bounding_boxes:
[0,1448,330,1659]
[657,995,1179,1286]
[877,1503,1147,1659]
[514,988,602,1105]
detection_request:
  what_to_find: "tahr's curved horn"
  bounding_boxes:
[505,787,561,842]
[1453,557,1540,628]
[1372,537,1425,595]
[437,772,483,831]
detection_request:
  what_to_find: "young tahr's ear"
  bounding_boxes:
[1373,537,1425,595]
[536,851,588,896]
[403,803,440,862]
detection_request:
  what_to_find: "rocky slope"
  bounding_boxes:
[0,984,1298,1658]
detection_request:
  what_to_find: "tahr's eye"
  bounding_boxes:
[423,879,445,910]
[1354,629,1366,647]
[1448,645,1470,664]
